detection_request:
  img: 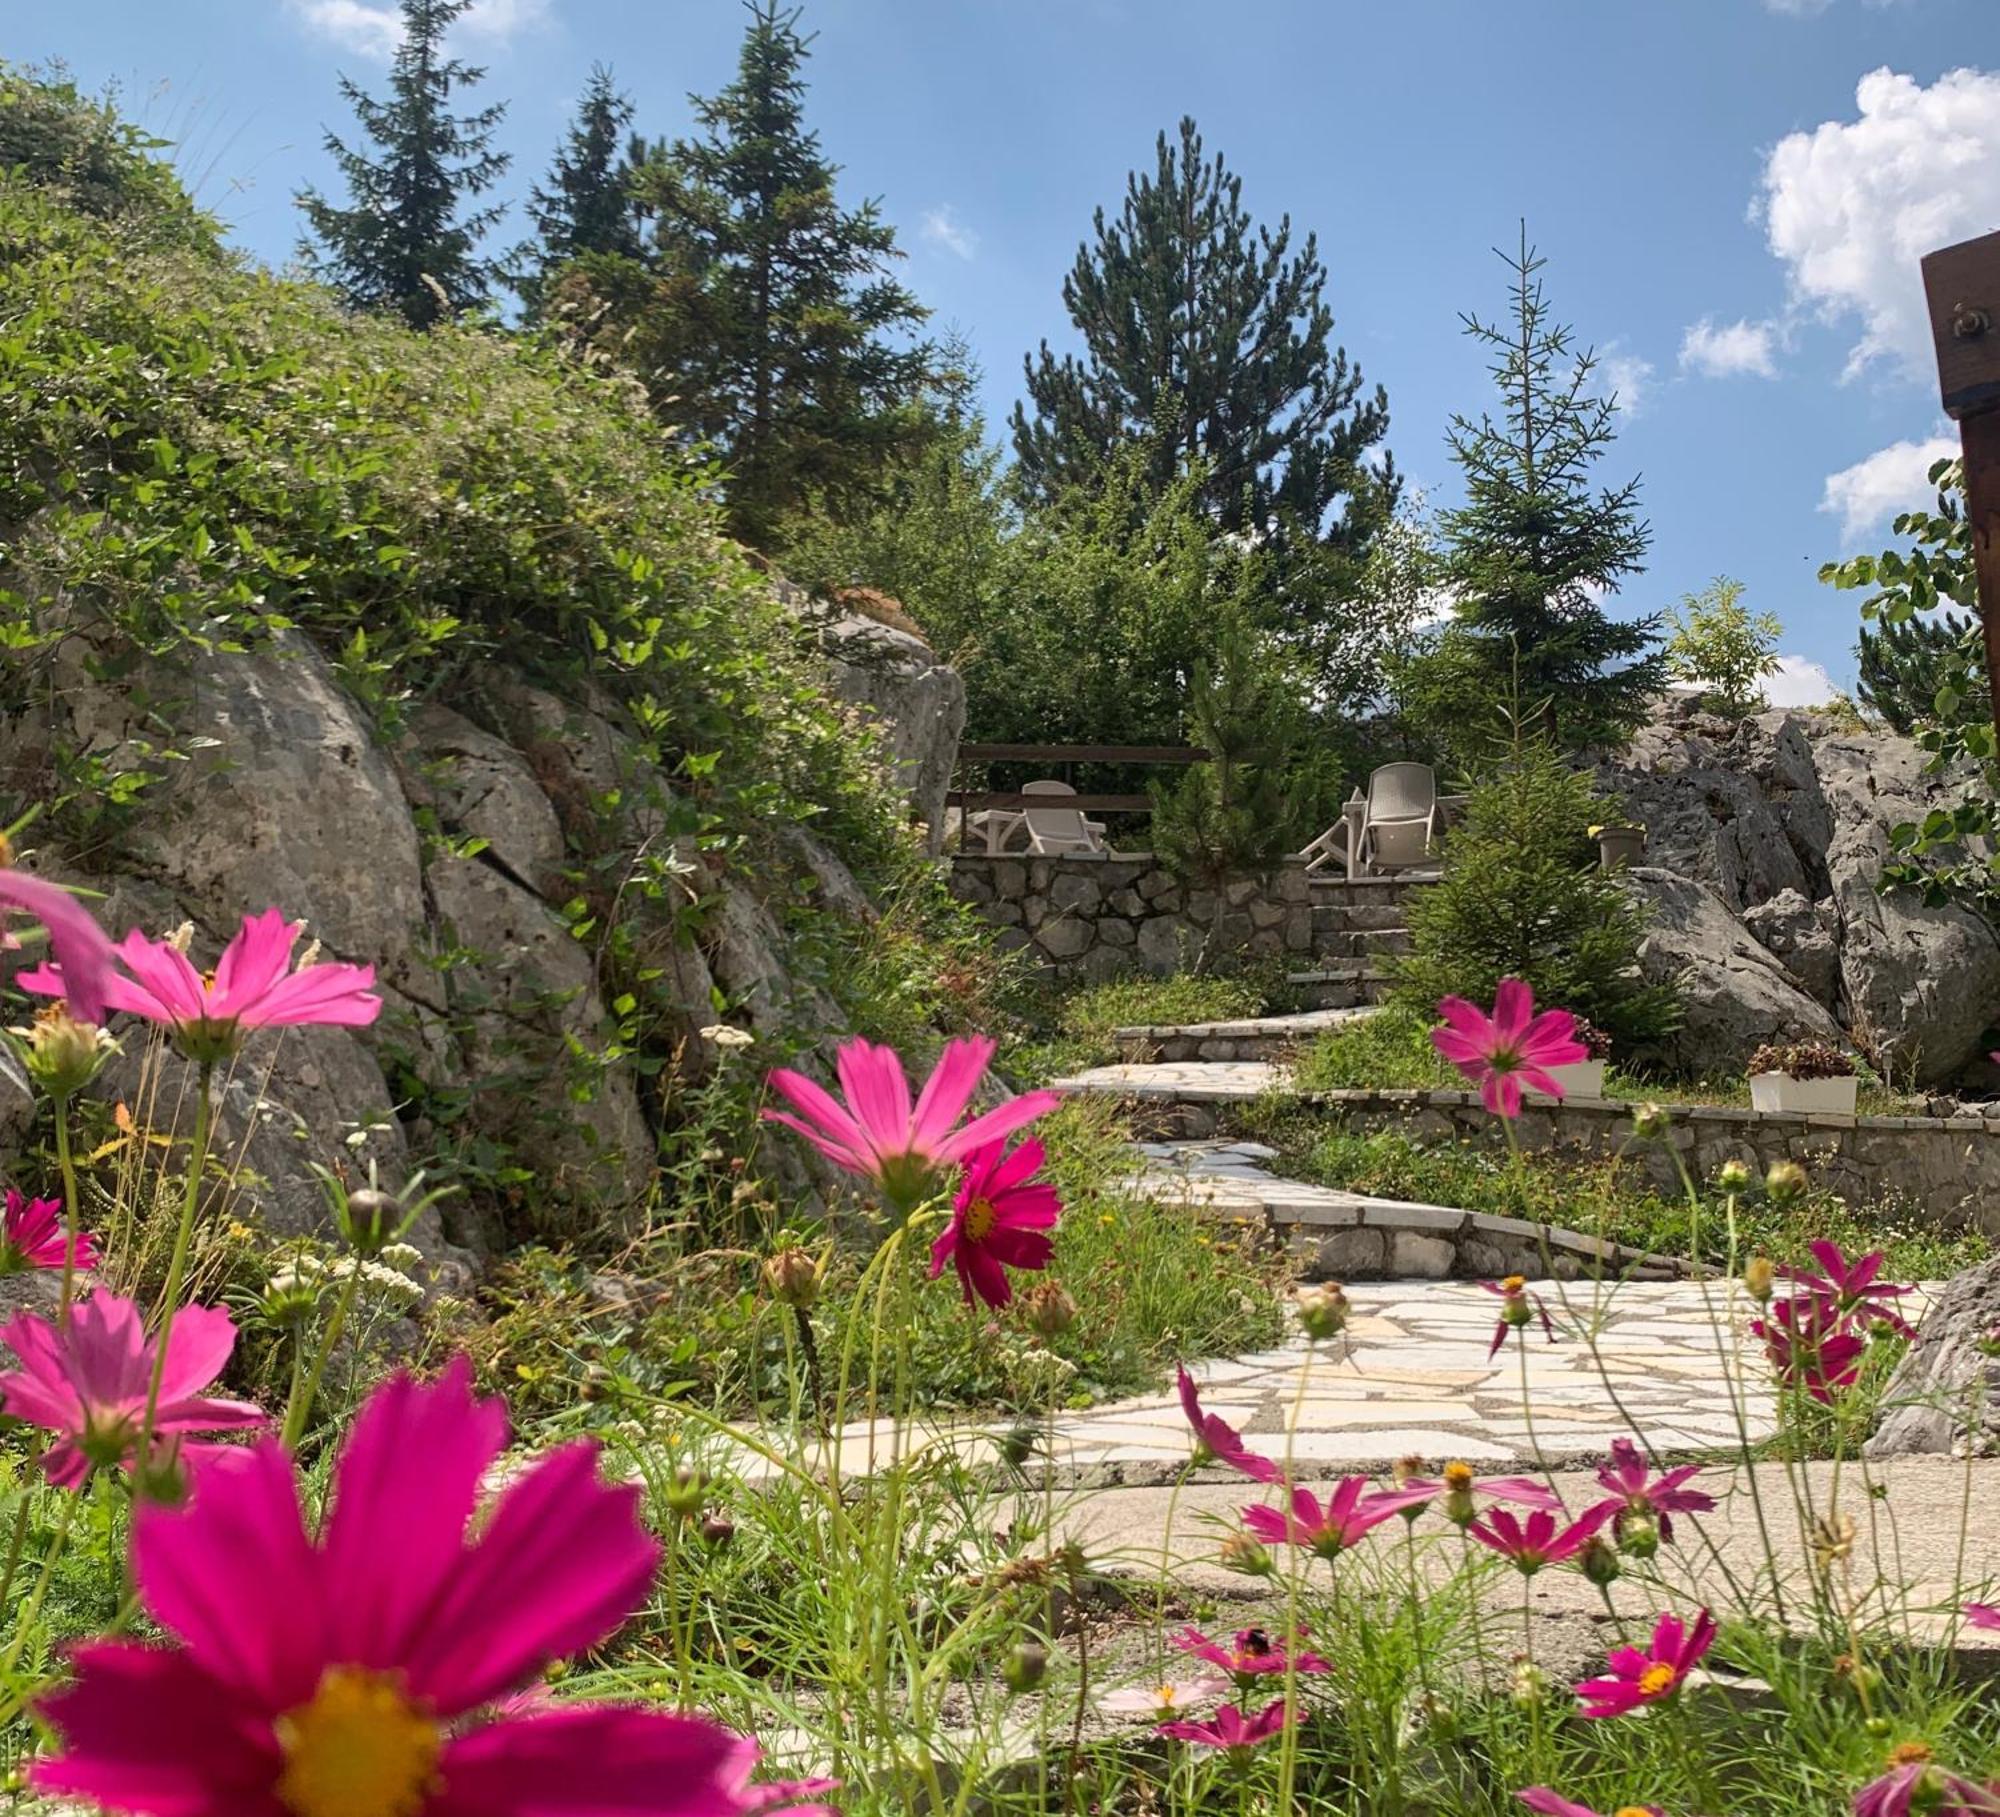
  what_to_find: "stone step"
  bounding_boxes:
[1309,902,1414,935]
[1110,1006,1375,1064]
[1313,926,1412,959]
[1286,963,1394,1010]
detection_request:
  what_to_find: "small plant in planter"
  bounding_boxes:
[1530,1016,1614,1100]
[1589,820,1646,871]
[1747,1040,1859,1115]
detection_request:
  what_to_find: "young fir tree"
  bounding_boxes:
[1441,229,1664,746]
[1390,715,1677,1047]
[515,64,645,312]
[1152,611,1305,973]
[629,0,932,545]
[1011,115,1397,672]
[1857,610,1985,736]
[296,0,510,330]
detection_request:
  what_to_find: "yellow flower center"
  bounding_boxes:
[1889,1741,1935,1767]
[274,1668,441,1817]
[1500,1275,1527,1295]
[963,1196,998,1243]
[0,829,12,866]
[1636,1662,1680,1698]
[1615,1808,1657,1817]
[1442,1460,1476,1490]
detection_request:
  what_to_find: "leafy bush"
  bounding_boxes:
[1746,1040,1855,1081]
[1391,725,1679,1048]
[1665,576,1781,715]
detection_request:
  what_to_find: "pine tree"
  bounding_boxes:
[518,64,644,309]
[1441,229,1664,746]
[296,0,510,329]
[1857,609,1985,735]
[1011,118,1396,569]
[624,0,932,545]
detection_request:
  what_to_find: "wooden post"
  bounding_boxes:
[1922,230,2000,746]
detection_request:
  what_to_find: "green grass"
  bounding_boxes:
[1005,966,1291,1084]
[1252,1111,1989,1280]
[1292,1004,1929,1114]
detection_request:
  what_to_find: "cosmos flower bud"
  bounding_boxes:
[1764,1160,1809,1204]
[1616,1512,1660,1560]
[1743,1256,1777,1303]
[665,1465,707,1521]
[1391,1454,1426,1488]
[761,1244,823,1309]
[1631,1102,1672,1140]
[1715,1158,1753,1193]
[1509,1659,1551,1709]
[1004,1640,1048,1694]
[17,1002,110,1100]
[700,1512,736,1548]
[1579,1535,1622,1587]
[1295,1282,1348,1342]
[1022,1280,1078,1339]
[1220,1532,1274,1578]
[999,1422,1040,1468]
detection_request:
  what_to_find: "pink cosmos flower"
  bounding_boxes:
[22,907,381,1063]
[763,1034,1059,1213]
[0,1187,96,1277]
[1574,1610,1717,1718]
[1518,1791,1667,1817]
[1171,1625,1329,1687]
[1964,1604,2000,1632]
[1176,1366,1280,1483]
[0,858,117,1026]
[1157,1698,1294,1755]
[1589,1439,1716,1543]
[1467,1504,1615,1576]
[1241,1478,1436,1560]
[1751,1296,1868,1404]
[1398,1462,1563,1524]
[928,1137,1059,1308]
[1431,979,1588,1118]
[1482,1274,1558,1357]
[32,1357,803,1817]
[0,1292,264,1489]
[1098,1678,1231,1719]
[1782,1239,1918,1340]
[1854,1753,2000,1817]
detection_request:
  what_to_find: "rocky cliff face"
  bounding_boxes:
[0,593,964,1272]
[1598,704,2000,1085]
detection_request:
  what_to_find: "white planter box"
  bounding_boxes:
[1749,1071,1858,1115]
[1527,1059,1607,1100]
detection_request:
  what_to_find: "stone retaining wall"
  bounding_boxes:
[1297,1088,2000,1233]
[949,854,1314,981]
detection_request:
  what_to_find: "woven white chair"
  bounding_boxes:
[1020,780,1108,856]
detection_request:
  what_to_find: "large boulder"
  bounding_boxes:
[1625,868,1843,1078]
[1868,1256,2000,1458]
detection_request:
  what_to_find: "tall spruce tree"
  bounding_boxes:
[297,0,510,330]
[1011,118,1395,562]
[517,64,644,309]
[628,0,932,544]
[1857,610,1984,735]
[1441,229,1664,746]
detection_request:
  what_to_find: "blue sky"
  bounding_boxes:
[23,0,2000,696]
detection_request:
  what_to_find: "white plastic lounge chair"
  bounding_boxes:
[1356,762,1439,873]
[1020,780,1108,856]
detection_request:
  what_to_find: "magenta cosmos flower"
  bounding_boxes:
[763,1034,1059,1213]
[1398,1459,1562,1526]
[1431,979,1588,1118]
[32,1358,815,1817]
[1242,1478,1436,1561]
[1171,1625,1329,1688]
[0,838,117,1025]
[928,1136,1059,1309]
[0,1186,96,1277]
[0,1292,264,1489]
[1468,1504,1614,1576]
[1482,1275,1558,1358]
[22,907,381,1064]
[1965,1603,2000,1631]
[1854,1748,2000,1817]
[1589,1439,1715,1544]
[1157,1698,1294,1755]
[1518,1791,1667,1817]
[1783,1239,1918,1339]
[1176,1366,1280,1483]
[1574,1610,1717,1719]
[1751,1296,1867,1405]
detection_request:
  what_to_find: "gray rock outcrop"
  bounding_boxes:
[1868,1256,2000,1458]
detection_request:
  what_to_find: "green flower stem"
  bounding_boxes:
[282,1264,364,1450]
[0,1489,77,1700]
[137,1060,214,1464]
[53,1092,81,1327]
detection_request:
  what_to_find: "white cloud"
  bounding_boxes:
[1764,0,1832,14]
[1819,433,1958,542]
[921,205,978,261]
[1599,345,1655,418]
[1765,655,1841,708]
[1761,67,2000,381]
[288,0,547,57]
[1679,316,1780,379]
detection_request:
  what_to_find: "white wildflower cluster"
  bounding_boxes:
[327,1256,423,1303]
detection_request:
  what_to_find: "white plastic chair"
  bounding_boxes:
[1357,763,1439,872]
[1020,780,1108,856]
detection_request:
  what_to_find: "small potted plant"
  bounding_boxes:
[1530,1017,1612,1099]
[1590,821,1647,872]
[1747,1039,1858,1115]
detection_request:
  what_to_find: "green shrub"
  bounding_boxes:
[1391,725,1678,1048]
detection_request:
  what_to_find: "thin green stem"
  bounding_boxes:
[53,1094,81,1326]
[282,1264,364,1450]
[137,1062,214,1465]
